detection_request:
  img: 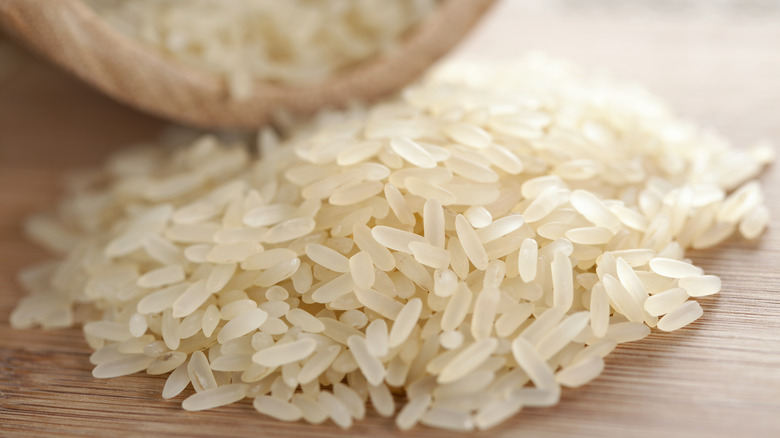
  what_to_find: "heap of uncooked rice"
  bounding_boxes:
[12,54,773,431]
[84,0,436,98]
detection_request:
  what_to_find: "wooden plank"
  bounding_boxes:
[2,4,780,437]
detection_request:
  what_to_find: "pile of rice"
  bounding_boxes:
[84,0,436,98]
[11,54,772,431]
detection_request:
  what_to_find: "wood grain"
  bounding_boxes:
[2,3,780,437]
[0,0,494,129]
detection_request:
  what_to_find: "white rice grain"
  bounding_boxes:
[218,308,269,344]
[602,274,645,323]
[265,218,316,244]
[330,181,384,206]
[551,251,574,311]
[366,319,389,358]
[464,206,493,229]
[604,322,651,343]
[368,382,395,417]
[433,268,458,298]
[292,394,328,424]
[405,177,457,205]
[334,382,366,420]
[445,156,499,183]
[644,288,689,316]
[347,335,386,386]
[388,298,422,348]
[253,338,317,367]
[254,395,303,422]
[471,287,500,340]
[445,123,492,149]
[390,137,437,169]
[319,391,353,429]
[311,274,354,303]
[172,280,211,318]
[657,301,703,332]
[589,281,610,338]
[286,308,326,333]
[441,282,473,332]
[421,406,475,432]
[137,266,185,289]
[241,248,298,270]
[555,354,605,388]
[162,363,191,399]
[511,337,556,390]
[371,226,426,254]
[536,311,589,360]
[92,354,154,379]
[353,223,395,271]
[649,257,704,279]
[396,394,431,431]
[474,398,523,431]
[385,183,416,225]
[475,214,525,243]
[305,243,350,273]
[256,257,302,288]
[739,205,770,239]
[183,384,248,411]
[296,342,338,379]
[438,338,498,384]
[570,190,622,233]
[187,351,217,393]
[206,262,237,293]
[408,241,451,269]
[349,252,376,290]
[455,215,488,270]
[678,275,721,297]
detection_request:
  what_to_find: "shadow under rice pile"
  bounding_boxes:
[11,54,773,431]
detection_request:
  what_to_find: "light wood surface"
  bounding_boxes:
[2,2,780,437]
[0,0,494,129]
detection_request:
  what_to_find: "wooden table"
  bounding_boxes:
[2,3,780,437]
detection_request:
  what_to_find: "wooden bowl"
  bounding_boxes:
[0,0,495,129]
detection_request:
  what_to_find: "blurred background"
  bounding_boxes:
[1,1,779,436]
[508,0,780,15]
[2,0,779,163]
[2,0,779,165]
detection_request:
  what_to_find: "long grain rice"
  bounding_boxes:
[319,391,353,429]
[11,54,772,432]
[396,394,432,430]
[292,394,328,424]
[455,215,488,270]
[254,395,303,422]
[365,319,389,357]
[347,335,385,386]
[657,301,704,332]
[437,338,498,384]
[644,288,689,316]
[253,338,317,367]
[162,363,191,399]
[649,257,704,278]
[388,298,423,348]
[183,384,248,411]
[511,337,556,390]
[678,275,722,297]
[218,308,269,344]
[188,351,218,393]
[555,355,605,388]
